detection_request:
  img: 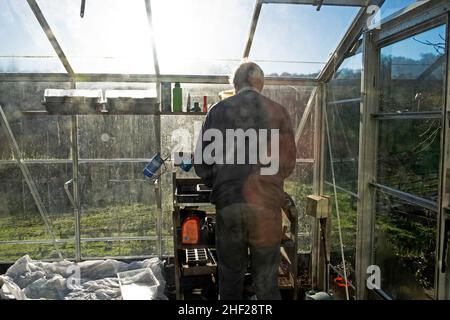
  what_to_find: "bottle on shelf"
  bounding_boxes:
[192,102,200,112]
[172,82,182,112]
[186,93,191,113]
[161,82,171,112]
[202,96,207,113]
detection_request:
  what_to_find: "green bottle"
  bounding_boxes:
[172,82,182,112]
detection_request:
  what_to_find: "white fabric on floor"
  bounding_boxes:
[0,255,167,300]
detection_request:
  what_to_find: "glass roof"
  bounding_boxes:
[152,0,256,75]
[1,0,414,77]
[380,0,419,21]
[249,4,359,78]
[36,0,155,74]
[0,0,65,73]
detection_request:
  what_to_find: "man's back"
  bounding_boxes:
[195,89,296,210]
[195,61,295,300]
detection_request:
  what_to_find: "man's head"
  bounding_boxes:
[230,61,264,93]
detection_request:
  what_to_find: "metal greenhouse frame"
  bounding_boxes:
[0,0,449,300]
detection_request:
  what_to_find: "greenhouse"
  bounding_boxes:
[0,0,449,302]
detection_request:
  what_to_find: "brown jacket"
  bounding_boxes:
[194,89,296,212]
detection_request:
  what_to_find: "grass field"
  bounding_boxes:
[0,203,175,262]
[0,182,314,263]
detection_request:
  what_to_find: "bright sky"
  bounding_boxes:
[0,0,432,76]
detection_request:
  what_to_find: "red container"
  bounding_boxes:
[202,96,208,113]
[181,216,201,245]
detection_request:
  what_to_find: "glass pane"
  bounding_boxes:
[0,243,75,263]
[75,82,157,92]
[78,115,158,159]
[323,187,358,299]
[0,0,65,73]
[0,163,76,262]
[324,103,360,194]
[380,0,419,20]
[377,119,441,201]
[0,163,74,236]
[269,84,315,253]
[374,191,436,299]
[37,0,155,74]
[162,237,174,257]
[293,110,315,161]
[77,113,159,247]
[325,52,362,194]
[0,81,72,114]
[79,163,157,239]
[262,85,315,132]
[328,52,362,102]
[161,114,206,162]
[6,116,71,160]
[250,4,359,78]
[285,162,313,253]
[263,85,316,160]
[81,240,156,258]
[379,25,446,112]
[0,82,73,161]
[152,0,256,75]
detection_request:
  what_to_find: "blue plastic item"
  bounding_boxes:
[143,153,165,179]
[180,158,193,172]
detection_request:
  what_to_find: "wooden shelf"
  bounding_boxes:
[182,264,217,277]
[172,174,217,300]
[158,112,207,116]
[22,110,162,116]
[174,202,213,208]
[172,173,299,300]
[176,243,215,250]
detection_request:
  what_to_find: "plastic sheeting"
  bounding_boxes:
[0,255,167,300]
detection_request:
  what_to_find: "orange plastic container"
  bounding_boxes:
[181,216,201,245]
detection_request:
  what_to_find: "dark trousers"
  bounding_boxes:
[215,203,281,300]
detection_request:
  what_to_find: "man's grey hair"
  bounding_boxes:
[230,61,264,90]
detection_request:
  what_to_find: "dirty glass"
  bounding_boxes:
[77,114,159,257]
[0,84,75,262]
[265,85,316,252]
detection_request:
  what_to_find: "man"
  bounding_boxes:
[194,62,296,300]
